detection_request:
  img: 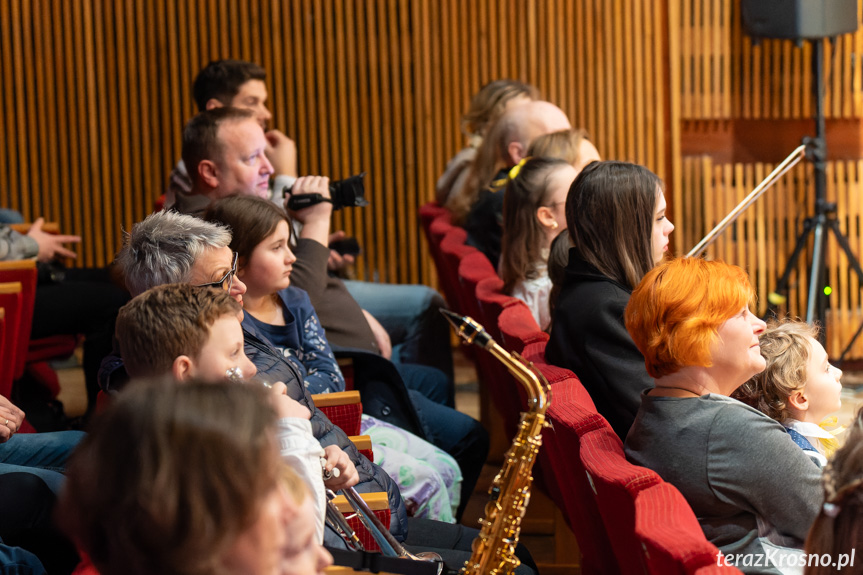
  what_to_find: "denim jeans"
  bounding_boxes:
[0,431,85,494]
[0,542,45,575]
[343,280,454,384]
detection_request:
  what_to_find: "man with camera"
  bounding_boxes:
[167,59,454,391]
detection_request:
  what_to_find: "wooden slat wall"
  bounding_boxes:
[680,156,863,359]
[0,0,672,287]
[680,0,863,120]
[675,0,863,358]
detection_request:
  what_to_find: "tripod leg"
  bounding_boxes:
[767,218,814,319]
[826,219,863,363]
[807,216,827,326]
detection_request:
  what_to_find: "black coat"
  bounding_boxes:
[546,250,654,440]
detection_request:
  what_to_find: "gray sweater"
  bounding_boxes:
[625,393,822,575]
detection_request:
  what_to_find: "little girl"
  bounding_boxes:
[735,319,844,468]
[206,195,462,522]
[499,157,578,330]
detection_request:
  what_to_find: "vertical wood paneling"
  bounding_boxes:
[1,0,670,311]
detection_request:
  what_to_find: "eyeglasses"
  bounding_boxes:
[196,251,238,292]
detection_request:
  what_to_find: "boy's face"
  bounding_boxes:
[188,314,257,382]
[802,336,843,422]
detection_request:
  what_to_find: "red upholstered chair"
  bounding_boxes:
[419,201,450,245]
[635,482,741,574]
[312,390,363,437]
[0,282,23,398]
[438,227,478,315]
[0,260,78,399]
[456,251,497,329]
[497,299,548,356]
[541,383,620,574]
[579,425,663,575]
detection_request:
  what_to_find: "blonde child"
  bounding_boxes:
[735,320,844,468]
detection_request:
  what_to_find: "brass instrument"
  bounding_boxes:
[441,309,551,575]
[340,486,444,574]
[325,489,366,551]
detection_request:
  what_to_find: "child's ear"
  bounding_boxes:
[787,389,809,412]
[536,206,559,230]
[171,355,194,382]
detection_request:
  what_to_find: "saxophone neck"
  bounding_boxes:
[441,309,550,414]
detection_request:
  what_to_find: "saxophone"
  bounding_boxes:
[441,309,551,575]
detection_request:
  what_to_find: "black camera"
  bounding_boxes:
[283,173,369,211]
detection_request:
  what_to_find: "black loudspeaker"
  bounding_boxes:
[741,0,859,40]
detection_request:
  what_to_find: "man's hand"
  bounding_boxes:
[322,444,359,490]
[27,218,80,262]
[362,309,392,360]
[268,382,312,420]
[285,176,333,246]
[264,129,298,177]
[0,395,24,443]
[327,230,356,271]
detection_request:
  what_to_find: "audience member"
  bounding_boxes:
[172,60,455,385]
[499,157,578,329]
[804,406,863,575]
[545,161,674,439]
[624,257,822,575]
[0,395,82,573]
[436,79,537,206]
[103,210,408,540]
[166,60,296,214]
[734,320,844,468]
[206,195,481,521]
[58,379,333,575]
[463,100,572,265]
[104,211,522,571]
[114,283,359,543]
[526,128,600,172]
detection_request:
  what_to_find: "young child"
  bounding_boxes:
[114,283,360,544]
[499,157,579,330]
[205,195,464,523]
[735,320,844,468]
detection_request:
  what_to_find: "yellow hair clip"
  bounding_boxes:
[508,157,531,180]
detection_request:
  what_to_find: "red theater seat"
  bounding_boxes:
[439,227,478,314]
[635,482,740,574]
[457,251,496,329]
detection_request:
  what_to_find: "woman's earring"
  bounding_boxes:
[551,221,559,230]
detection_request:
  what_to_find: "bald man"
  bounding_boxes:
[465,100,572,265]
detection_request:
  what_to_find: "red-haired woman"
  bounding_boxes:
[624,257,822,574]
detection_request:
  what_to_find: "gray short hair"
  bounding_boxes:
[117,211,232,296]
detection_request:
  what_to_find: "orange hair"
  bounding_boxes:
[625,258,755,378]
